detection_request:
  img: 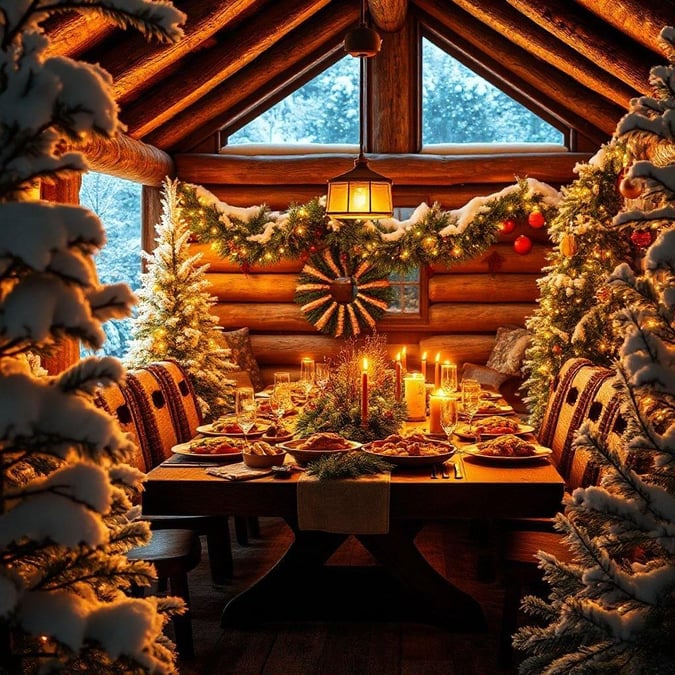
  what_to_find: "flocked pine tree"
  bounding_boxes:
[125,178,236,419]
[0,2,187,673]
[523,141,631,428]
[515,26,675,674]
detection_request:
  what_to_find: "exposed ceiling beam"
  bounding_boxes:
[447,0,638,109]
[368,0,408,33]
[121,0,333,139]
[44,12,115,58]
[506,0,653,94]
[415,0,624,138]
[574,0,675,54]
[144,1,358,150]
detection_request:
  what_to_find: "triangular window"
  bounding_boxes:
[422,38,564,146]
[227,56,360,145]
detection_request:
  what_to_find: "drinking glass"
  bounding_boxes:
[235,387,257,446]
[300,358,315,396]
[440,363,458,396]
[461,379,482,437]
[274,371,291,388]
[315,362,330,389]
[440,397,458,443]
[270,377,292,423]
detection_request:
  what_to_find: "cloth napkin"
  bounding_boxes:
[297,473,390,534]
[206,462,273,481]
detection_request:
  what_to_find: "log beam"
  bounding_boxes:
[416,0,625,138]
[123,0,335,139]
[44,12,115,58]
[428,303,534,331]
[368,0,408,33]
[175,152,589,186]
[144,2,357,151]
[506,0,653,94]
[574,0,675,54]
[428,273,539,303]
[448,0,638,108]
[76,134,174,186]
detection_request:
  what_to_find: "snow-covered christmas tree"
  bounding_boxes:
[515,26,675,673]
[0,2,186,673]
[126,178,237,419]
[523,141,631,428]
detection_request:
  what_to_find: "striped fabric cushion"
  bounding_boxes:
[538,358,626,490]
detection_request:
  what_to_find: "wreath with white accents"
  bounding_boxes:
[294,247,393,337]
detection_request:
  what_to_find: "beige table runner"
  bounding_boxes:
[297,473,390,534]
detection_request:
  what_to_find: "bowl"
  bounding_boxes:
[242,450,287,468]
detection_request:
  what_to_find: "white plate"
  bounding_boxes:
[197,422,266,438]
[461,443,552,464]
[362,441,454,467]
[255,390,272,399]
[171,438,243,462]
[277,438,361,464]
[454,422,534,440]
[468,404,514,417]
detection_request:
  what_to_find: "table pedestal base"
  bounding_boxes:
[221,520,486,632]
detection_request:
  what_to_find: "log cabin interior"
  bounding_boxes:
[13,0,672,672]
[43,0,670,382]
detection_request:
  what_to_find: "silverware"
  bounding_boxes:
[453,455,464,480]
[430,465,438,479]
[440,464,450,479]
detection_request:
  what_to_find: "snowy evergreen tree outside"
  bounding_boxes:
[0,1,187,672]
[125,178,237,420]
[515,27,675,673]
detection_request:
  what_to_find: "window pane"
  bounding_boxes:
[228,56,360,145]
[79,173,141,359]
[422,38,563,145]
[386,208,421,315]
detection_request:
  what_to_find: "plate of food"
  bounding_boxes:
[261,421,295,444]
[242,440,287,468]
[362,433,454,467]
[278,432,361,464]
[470,401,514,416]
[197,418,266,438]
[171,436,244,461]
[461,435,552,464]
[479,390,503,401]
[455,416,534,439]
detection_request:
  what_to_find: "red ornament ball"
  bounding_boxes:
[309,245,317,253]
[630,229,653,249]
[499,218,516,234]
[513,234,533,255]
[552,344,562,355]
[619,176,643,199]
[528,209,546,229]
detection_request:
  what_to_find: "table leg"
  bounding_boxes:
[358,522,487,631]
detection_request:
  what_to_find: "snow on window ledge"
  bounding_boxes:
[421,143,568,155]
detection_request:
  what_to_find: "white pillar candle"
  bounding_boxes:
[428,390,448,435]
[404,372,427,421]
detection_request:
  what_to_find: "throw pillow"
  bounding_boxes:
[486,326,530,376]
[221,327,264,391]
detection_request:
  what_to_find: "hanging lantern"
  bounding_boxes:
[513,235,533,255]
[499,218,516,234]
[528,209,546,229]
[560,233,578,257]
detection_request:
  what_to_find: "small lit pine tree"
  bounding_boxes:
[0,1,186,673]
[126,178,236,419]
[523,140,631,427]
[515,27,675,673]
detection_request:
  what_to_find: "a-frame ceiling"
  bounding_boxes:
[45,0,674,155]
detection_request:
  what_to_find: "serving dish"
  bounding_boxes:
[461,443,552,464]
[277,437,361,464]
[197,421,266,438]
[454,421,534,439]
[171,437,244,462]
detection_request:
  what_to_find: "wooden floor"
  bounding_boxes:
[174,518,522,674]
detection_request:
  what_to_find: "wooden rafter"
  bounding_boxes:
[121,0,334,139]
[367,0,408,33]
[574,0,675,54]
[145,2,358,151]
[415,0,624,138]
[506,0,653,94]
[447,0,638,108]
[44,12,115,58]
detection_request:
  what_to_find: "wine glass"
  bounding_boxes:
[315,362,330,389]
[300,358,315,396]
[440,363,458,396]
[235,387,257,447]
[461,379,482,438]
[440,397,458,443]
[270,378,291,427]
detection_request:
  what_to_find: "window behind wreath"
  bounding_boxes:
[386,208,420,316]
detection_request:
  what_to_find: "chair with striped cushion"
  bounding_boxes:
[499,357,630,666]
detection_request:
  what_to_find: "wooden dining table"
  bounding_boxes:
[143,439,565,632]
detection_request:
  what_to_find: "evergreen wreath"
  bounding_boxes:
[294,247,393,337]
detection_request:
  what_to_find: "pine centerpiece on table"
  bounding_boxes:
[126,178,237,419]
[295,335,407,443]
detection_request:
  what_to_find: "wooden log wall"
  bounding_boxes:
[180,153,562,385]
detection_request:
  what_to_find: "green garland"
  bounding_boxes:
[306,451,394,479]
[177,177,560,276]
[294,247,393,337]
